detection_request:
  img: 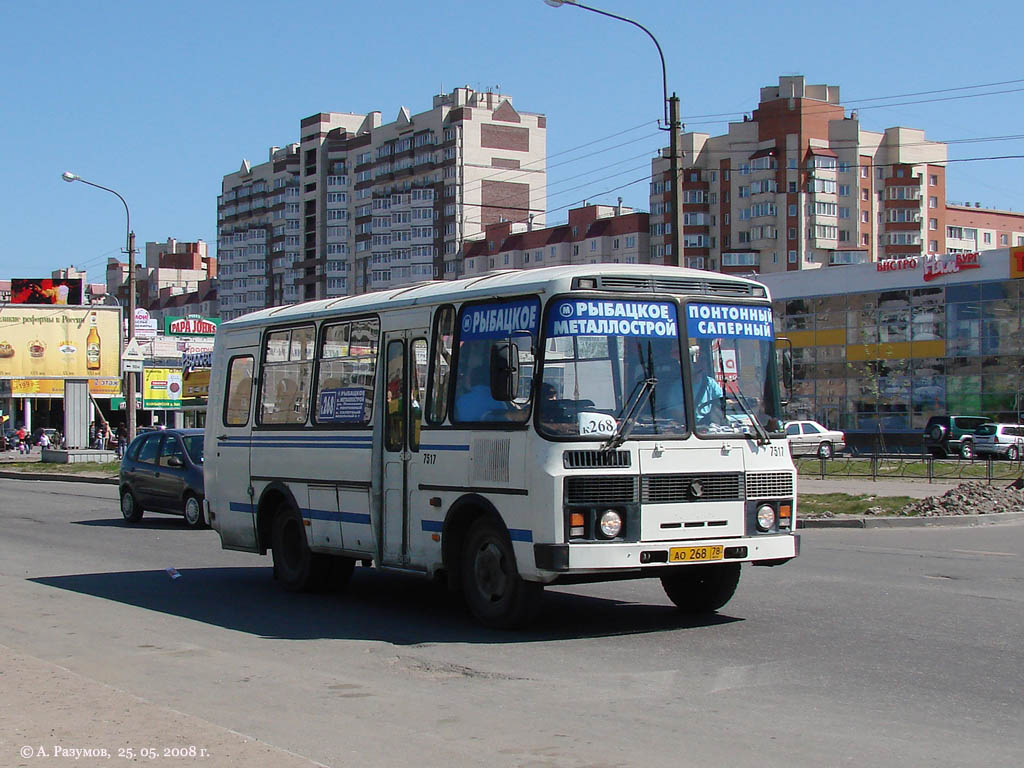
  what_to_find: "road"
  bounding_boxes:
[0,477,1022,768]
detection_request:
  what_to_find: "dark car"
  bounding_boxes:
[119,428,206,528]
[923,415,989,459]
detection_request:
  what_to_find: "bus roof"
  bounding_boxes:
[221,264,769,329]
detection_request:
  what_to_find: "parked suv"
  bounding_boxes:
[923,415,989,459]
[973,423,1024,461]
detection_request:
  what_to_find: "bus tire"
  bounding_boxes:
[660,563,741,613]
[461,516,542,629]
[271,502,326,592]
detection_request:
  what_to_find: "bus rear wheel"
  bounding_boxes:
[461,516,542,629]
[271,502,353,592]
[660,563,741,613]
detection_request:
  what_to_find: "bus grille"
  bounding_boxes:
[565,476,638,504]
[563,450,631,469]
[641,473,743,503]
[745,472,794,499]
[595,275,758,297]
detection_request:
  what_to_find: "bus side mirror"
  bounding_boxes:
[777,337,794,406]
[490,342,519,402]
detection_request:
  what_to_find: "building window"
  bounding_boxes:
[929,240,938,253]
[928,196,938,209]
[1000,234,1009,246]
[929,174,938,186]
[788,250,797,263]
[861,166,869,178]
[861,189,869,201]
[929,218,937,231]
[788,204,796,217]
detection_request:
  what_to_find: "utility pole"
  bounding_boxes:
[668,95,683,267]
[126,230,137,442]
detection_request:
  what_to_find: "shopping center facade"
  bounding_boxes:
[759,247,1024,437]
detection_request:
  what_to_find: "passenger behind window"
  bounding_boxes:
[454,344,516,422]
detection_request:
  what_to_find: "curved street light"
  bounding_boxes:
[62,171,138,441]
[543,0,683,267]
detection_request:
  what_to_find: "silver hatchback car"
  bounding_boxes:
[973,423,1024,461]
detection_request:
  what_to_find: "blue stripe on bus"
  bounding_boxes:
[229,502,255,514]
[508,528,533,543]
[419,444,471,451]
[421,520,443,533]
[300,507,372,525]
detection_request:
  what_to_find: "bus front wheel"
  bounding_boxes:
[461,516,542,629]
[660,563,741,613]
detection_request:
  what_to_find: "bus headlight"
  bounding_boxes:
[756,504,776,532]
[598,509,623,538]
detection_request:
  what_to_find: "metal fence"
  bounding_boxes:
[796,454,1024,485]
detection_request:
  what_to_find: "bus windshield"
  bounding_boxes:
[538,298,687,439]
[685,301,782,438]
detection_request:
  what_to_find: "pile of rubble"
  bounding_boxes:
[885,483,1024,517]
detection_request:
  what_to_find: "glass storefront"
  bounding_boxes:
[772,277,1023,432]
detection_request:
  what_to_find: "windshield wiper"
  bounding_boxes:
[601,377,657,452]
[729,383,772,446]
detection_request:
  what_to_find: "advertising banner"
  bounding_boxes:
[0,306,120,379]
[165,315,220,336]
[11,277,83,305]
[143,367,183,408]
[9,378,122,399]
[1011,246,1024,279]
[181,368,209,407]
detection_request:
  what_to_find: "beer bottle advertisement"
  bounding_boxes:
[0,306,119,378]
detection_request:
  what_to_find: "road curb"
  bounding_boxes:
[799,510,1024,529]
[0,470,118,485]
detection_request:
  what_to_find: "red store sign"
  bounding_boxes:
[923,251,981,282]
[876,252,982,282]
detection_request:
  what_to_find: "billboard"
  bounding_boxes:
[143,367,183,408]
[0,306,120,379]
[11,277,84,305]
[182,368,209,407]
[8,378,121,399]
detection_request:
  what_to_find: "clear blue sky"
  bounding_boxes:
[2,0,1020,282]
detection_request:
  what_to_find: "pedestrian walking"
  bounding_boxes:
[116,424,127,459]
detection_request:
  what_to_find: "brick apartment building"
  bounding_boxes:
[217,87,546,319]
[462,202,648,275]
[106,237,216,318]
[649,75,1024,275]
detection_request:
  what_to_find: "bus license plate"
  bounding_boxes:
[668,545,724,563]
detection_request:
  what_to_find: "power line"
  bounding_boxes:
[680,85,1024,128]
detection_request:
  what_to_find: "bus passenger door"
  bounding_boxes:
[379,331,428,568]
[210,350,257,548]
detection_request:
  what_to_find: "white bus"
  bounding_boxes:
[204,265,798,627]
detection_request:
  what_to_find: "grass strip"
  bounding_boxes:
[799,492,917,517]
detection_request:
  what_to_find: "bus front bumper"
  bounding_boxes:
[534,533,799,574]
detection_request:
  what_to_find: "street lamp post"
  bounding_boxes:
[62,172,137,442]
[543,0,683,267]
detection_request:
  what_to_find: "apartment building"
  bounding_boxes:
[217,87,546,319]
[462,203,648,274]
[218,144,302,320]
[650,75,1024,275]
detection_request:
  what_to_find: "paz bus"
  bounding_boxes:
[203,264,798,628]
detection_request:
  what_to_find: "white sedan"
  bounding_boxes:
[785,420,846,459]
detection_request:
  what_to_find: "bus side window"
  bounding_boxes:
[259,327,314,425]
[426,305,454,424]
[224,356,254,427]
